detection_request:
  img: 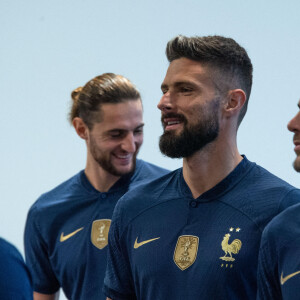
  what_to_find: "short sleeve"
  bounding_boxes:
[103,201,137,300]
[278,189,300,212]
[24,206,60,294]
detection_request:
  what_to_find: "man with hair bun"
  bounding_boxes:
[24,73,168,300]
[257,100,300,300]
[103,36,300,300]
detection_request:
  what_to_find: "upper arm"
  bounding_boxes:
[103,203,136,299]
[24,208,60,293]
[33,291,59,300]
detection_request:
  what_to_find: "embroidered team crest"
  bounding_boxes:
[173,235,199,271]
[219,228,242,262]
[91,219,111,250]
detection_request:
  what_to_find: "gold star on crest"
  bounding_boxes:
[236,228,241,232]
[229,227,234,232]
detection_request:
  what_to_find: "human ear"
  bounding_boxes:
[72,117,89,140]
[224,89,246,116]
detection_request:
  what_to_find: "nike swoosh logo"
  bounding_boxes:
[134,237,160,249]
[281,270,300,285]
[60,227,84,242]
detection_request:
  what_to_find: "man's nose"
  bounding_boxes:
[157,92,173,112]
[121,133,136,153]
[288,112,300,133]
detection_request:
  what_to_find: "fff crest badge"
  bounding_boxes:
[91,219,111,250]
[173,235,199,271]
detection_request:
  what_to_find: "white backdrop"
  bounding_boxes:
[1,1,299,298]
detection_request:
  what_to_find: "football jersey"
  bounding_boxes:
[257,203,300,300]
[103,156,300,300]
[24,159,168,300]
[0,238,33,299]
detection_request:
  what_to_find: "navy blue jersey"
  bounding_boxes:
[103,157,300,300]
[0,238,33,300]
[257,203,300,300]
[24,159,168,300]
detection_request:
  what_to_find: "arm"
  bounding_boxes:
[34,291,59,300]
[103,201,136,300]
[257,226,280,299]
[24,207,60,296]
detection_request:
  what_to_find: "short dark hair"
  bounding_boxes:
[69,73,141,129]
[166,35,253,125]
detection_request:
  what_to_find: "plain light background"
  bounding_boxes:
[1,1,299,298]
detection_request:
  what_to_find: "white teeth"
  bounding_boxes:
[167,121,180,125]
[116,155,131,159]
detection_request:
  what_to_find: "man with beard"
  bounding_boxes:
[103,36,300,300]
[257,100,300,300]
[24,73,169,300]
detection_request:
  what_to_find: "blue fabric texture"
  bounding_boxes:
[103,156,300,300]
[24,159,168,300]
[0,238,33,300]
[257,203,300,300]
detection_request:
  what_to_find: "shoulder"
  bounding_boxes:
[262,203,300,245]
[133,159,170,181]
[0,238,22,260]
[0,238,33,296]
[217,157,300,230]
[113,168,181,225]
[237,158,300,207]
[247,162,298,192]
[29,171,85,212]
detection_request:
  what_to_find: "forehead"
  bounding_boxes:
[162,58,215,87]
[94,100,143,130]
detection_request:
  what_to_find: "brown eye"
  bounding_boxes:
[180,87,192,93]
[134,129,143,135]
[110,131,123,138]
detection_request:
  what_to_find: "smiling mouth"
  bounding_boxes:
[162,114,185,131]
[167,120,181,126]
[114,154,132,159]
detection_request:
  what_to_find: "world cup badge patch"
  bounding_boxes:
[91,219,111,249]
[173,235,199,271]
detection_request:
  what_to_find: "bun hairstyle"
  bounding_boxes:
[68,73,141,129]
[70,87,83,122]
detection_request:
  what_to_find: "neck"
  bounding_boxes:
[84,158,121,193]
[182,137,242,199]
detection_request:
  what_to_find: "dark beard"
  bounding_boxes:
[90,139,137,176]
[159,102,219,158]
[95,154,137,176]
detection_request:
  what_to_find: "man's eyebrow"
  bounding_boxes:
[107,123,145,133]
[161,81,196,90]
[135,124,145,129]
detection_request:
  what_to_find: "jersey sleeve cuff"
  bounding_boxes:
[102,284,137,300]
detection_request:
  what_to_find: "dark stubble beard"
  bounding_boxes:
[159,98,220,158]
[90,138,138,177]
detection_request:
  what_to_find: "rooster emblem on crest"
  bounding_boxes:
[220,233,242,262]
